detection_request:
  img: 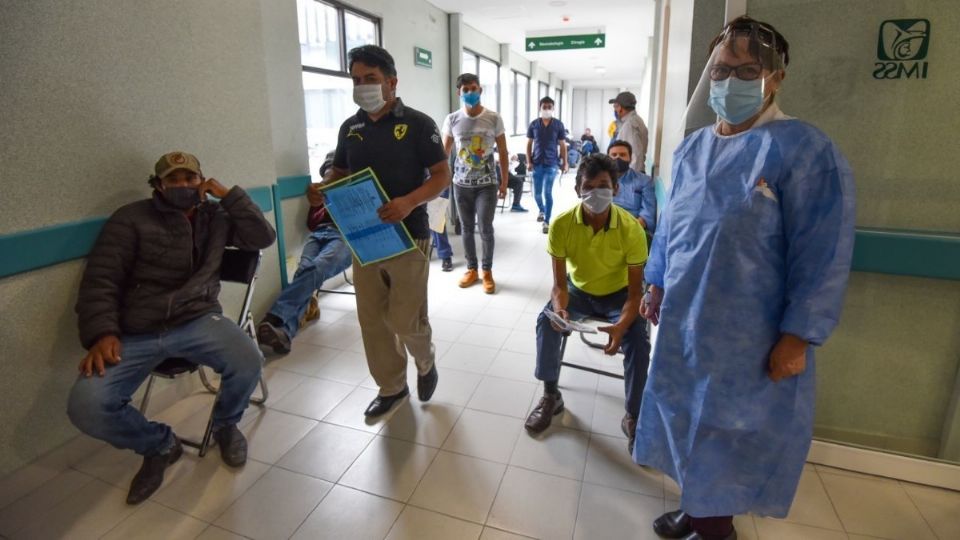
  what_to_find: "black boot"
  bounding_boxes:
[126,438,183,505]
[653,509,693,538]
[213,424,248,467]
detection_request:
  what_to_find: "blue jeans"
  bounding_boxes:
[432,230,452,259]
[67,313,263,456]
[268,227,352,338]
[534,284,650,417]
[454,183,497,270]
[532,165,559,223]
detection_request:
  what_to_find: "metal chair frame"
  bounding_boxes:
[558,316,625,380]
[318,269,355,296]
[138,249,269,456]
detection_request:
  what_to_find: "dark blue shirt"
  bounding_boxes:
[526,118,566,168]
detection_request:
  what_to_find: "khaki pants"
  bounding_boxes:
[353,238,435,396]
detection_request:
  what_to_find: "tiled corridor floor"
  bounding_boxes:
[2,180,958,539]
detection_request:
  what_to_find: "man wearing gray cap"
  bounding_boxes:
[610,92,649,174]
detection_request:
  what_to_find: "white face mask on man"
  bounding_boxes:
[581,188,614,214]
[540,108,553,119]
[353,84,386,113]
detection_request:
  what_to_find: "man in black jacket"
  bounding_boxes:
[67,151,276,505]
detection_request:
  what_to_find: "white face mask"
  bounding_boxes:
[581,188,614,214]
[540,108,553,119]
[353,83,386,113]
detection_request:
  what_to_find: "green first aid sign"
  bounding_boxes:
[526,34,606,51]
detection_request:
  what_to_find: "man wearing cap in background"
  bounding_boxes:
[610,91,649,174]
[68,151,276,505]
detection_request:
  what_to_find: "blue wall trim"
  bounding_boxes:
[2,181,958,282]
[0,186,275,279]
[0,217,107,277]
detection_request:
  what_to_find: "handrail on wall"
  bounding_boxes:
[1,177,959,282]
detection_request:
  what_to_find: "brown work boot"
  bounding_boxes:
[481,270,496,294]
[459,269,479,288]
[524,392,564,434]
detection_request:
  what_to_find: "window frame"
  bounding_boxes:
[300,0,382,78]
[461,48,501,112]
[512,70,530,136]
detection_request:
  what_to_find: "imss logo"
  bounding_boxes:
[873,19,931,79]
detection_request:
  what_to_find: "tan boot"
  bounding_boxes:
[481,270,496,294]
[299,293,320,327]
[459,269,479,288]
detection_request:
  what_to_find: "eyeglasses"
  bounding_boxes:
[709,63,764,81]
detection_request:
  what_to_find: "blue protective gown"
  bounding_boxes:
[633,111,856,518]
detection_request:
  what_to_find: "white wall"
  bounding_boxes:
[461,23,500,60]
[348,0,451,125]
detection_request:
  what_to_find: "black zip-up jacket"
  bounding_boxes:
[76,186,276,349]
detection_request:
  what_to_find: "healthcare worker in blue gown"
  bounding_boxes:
[634,17,856,540]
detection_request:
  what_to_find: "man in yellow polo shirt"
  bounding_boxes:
[525,154,650,454]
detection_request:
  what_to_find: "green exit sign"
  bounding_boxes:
[414,46,432,68]
[525,33,606,51]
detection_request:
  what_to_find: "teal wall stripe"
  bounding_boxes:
[247,186,274,213]
[0,185,275,279]
[276,175,311,200]
[0,217,107,278]
[2,182,958,281]
[272,185,289,288]
[852,228,960,281]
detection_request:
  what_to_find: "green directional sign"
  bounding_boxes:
[525,33,606,52]
[414,46,433,68]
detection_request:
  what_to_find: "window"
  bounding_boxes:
[513,71,530,135]
[460,49,501,111]
[538,81,549,101]
[297,0,380,181]
[478,56,500,110]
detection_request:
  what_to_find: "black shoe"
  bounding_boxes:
[536,212,545,222]
[441,258,453,272]
[213,424,248,467]
[126,438,182,505]
[257,317,291,355]
[418,366,439,401]
[680,530,737,540]
[621,413,637,455]
[653,510,693,539]
[364,387,409,417]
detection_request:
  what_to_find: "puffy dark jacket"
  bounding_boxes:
[76,186,276,349]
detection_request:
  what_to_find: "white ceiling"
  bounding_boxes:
[426,0,656,88]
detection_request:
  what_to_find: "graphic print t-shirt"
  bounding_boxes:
[441,108,505,188]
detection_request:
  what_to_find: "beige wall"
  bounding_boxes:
[0,0,288,476]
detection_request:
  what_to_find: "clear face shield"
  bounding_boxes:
[682,21,787,133]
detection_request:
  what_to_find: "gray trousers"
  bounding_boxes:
[453,183,497,271]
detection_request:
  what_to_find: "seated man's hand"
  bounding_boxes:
[377,195,416,223]
[307,183,325,207]
[549,308,570,332]
[640,286,663,325]
[597,323,626,355]
[200,177,230,200]
[79,335,122,377]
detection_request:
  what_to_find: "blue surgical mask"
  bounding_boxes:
[708,77,764,125]
[461,91,481,107]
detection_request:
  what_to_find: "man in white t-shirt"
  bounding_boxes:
[442,73,510,294]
